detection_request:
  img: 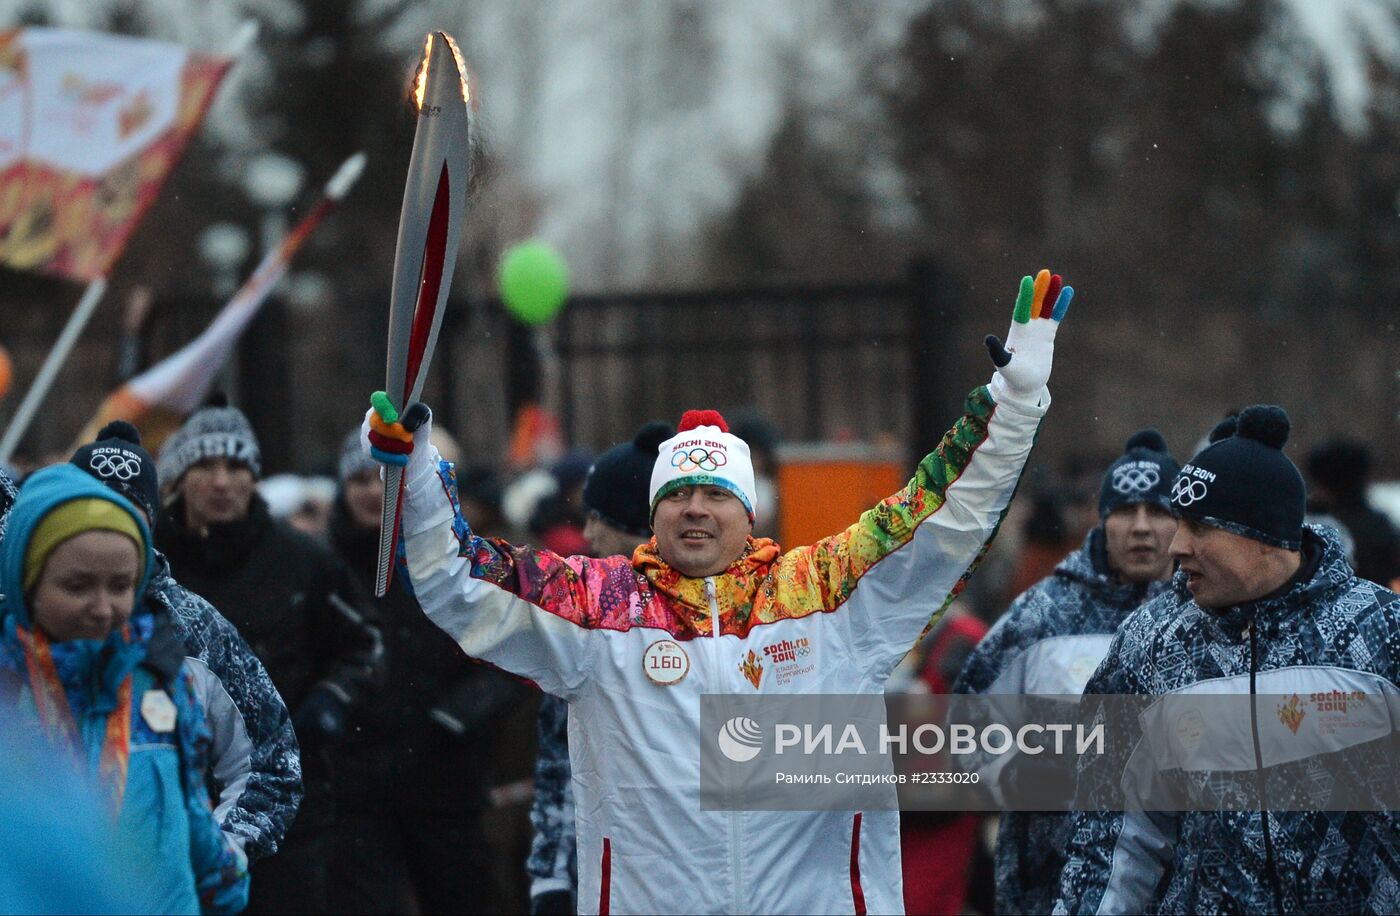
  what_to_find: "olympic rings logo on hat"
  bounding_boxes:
[672,447,728,473]
[90,452,142,481]
[1112,465,1160,495]
[1171,477,1209,507]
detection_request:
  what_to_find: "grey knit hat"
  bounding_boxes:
[338,428,378,481]
[158,405,262,485]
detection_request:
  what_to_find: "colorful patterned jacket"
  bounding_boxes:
[953,527,1169,916]
[400,383,1047,915]
[1055,525,1400,915]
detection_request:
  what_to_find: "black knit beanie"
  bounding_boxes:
[1098,429,1179,519]
[582,421,674,537]
[71,421,160,522]
[1171,405,1305,549]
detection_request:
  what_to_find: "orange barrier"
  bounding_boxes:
[776,443,906,548]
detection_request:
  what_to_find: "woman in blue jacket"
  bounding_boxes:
[0,464,248,914]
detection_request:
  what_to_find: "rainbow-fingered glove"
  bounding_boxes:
[362,391,434,477]
[985,268,1073,404]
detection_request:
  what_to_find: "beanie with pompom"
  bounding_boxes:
[649,409,757,523]
[70,420,160,522]
[583,420,675,536]
[1098,428,1180,519]
[1170,405,1306,549]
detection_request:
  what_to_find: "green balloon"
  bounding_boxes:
[499,240,569,325]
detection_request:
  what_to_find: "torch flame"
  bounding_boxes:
[412,31,470,110]
[441,32,471,104]
[412,32,433,110]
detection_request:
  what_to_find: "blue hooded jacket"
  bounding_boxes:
[0,465,248,914]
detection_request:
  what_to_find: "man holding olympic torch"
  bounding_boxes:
[361,268,1073,915]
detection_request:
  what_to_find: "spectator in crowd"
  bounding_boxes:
[1307,438,1400,585]
[0,464,248,913]
[528,420,674,916]
[156,402,384,915]
[69,421,303,866]
[529,448,594,557]
[327,430,526,914]
[954,430,1180,914]
[1057,408,1400,914]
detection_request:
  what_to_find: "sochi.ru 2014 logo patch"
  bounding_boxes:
[642,639,690,686]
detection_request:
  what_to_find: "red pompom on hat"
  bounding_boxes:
[678,409,728,433]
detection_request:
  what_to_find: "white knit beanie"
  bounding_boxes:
[649,410,756,523]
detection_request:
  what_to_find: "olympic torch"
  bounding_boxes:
[375,32,472,596]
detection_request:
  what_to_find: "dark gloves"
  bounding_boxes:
[531,889,575,916]
[293,683,351,746]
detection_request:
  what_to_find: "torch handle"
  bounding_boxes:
[374,465,404,597]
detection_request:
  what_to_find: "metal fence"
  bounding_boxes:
[436,259,968,462]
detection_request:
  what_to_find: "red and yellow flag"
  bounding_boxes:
[0,27,230,281]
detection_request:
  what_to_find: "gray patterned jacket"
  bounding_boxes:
[954,527,1168,915]
[527,694,577,907]
[146,553,303,862]
[1056,525,1400,914]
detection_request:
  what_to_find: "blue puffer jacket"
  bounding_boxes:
[0,466,249,915]
[953,527,1169,915]
[1056,524,1400,915]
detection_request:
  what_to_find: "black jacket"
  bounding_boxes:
[327,497,526,812]
[157,494,383,714]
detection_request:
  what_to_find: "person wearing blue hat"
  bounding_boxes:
[0,465,248,914]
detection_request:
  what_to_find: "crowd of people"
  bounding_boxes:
[2,267,1399,915]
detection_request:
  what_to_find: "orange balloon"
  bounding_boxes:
[0,345,10,402]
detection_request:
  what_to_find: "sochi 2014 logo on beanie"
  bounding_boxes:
[649,410,757,522]
[1170,406,1305,549]
[70,420,160,522]
[1098,429,1179,519]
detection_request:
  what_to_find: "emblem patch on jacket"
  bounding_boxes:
[141,689,178,732]
[643,639,690,686]
[739,649,764,689]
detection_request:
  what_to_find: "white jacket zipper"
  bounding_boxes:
[704,575,740,911]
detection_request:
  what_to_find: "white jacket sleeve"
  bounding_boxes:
[399,454,615,701]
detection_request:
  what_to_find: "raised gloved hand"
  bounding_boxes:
[361,391,437,480]
[985,269,1073,405]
